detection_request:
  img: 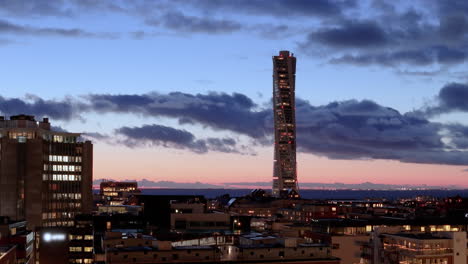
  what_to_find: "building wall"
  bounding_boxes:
[331,235,368,264]
[24,139,44,230]
[171,212,230,230]
[0,116,93,264]
[222,245,332,261]
[445,231,467,264]
[0,138,44,228]
[106,248,218,263]
[0,138,24,220]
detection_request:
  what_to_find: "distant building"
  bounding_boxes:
[0,115,93,229]
[100,181,141,205]
[98,205,142,216]
[272,51,299,197]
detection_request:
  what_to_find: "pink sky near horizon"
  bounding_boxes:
[93,144,468,188]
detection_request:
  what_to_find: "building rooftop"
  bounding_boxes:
[173,245,213,250]
[386,233,451,240]
[107,246,156,252]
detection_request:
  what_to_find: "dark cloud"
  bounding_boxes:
[0,0,133,17]
[435,0,468,16]
[309,21,389,48]
[0,19,114,38]
[330,46,467,67]
[0,94,78,121]
[0,0,353,19]
[115,124,244,154]
[51,126,69,133]
[87,92,270,138]
[438,83,468,111]
[84,89,468,165]
[82,132,109,141]
[439,14,468,41]
[292,99,468,165]
[300,3,468,68]
[117,124,200,149]
[420,83,468,116]
[147,11,242,34]
[0,1,70,17]
[182,0,354,18]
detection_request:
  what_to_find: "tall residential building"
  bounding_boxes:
[0,115,93,229]
[272,50,299,197]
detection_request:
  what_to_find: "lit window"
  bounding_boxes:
[69,247,82,252]
[84,247,93,252]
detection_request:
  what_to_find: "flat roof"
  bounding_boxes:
[385,233,451,240]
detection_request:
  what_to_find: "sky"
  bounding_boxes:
[1,0,468,188]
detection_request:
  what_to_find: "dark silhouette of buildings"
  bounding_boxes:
[272,51,299,197]
[0,115,93,229]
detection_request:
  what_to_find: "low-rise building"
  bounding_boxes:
[0,245,16,264]
[379,232,466,264]
[100,181,141,206]
[0,217,34,264]
[170,201,230,232]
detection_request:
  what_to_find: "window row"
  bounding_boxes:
[69,235,93,241]
[44,164,82,172]
[43,221,74,227]
[42,211,78,219]
[52,135,77,143]
[70,246,93,252]
[70,259,93,264]
[49,155,82,163]
[52,193,82,199]
[43,174,82,181]
[9,131,35,139]
[46,202,82,210]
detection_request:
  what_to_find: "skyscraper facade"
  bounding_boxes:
[0,115,93,229]
[272,51,299,197]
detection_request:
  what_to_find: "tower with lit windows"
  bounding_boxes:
[0,114,93,229]
[272,51,299,197]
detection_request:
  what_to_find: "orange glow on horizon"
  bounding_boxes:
[93,144,468,188]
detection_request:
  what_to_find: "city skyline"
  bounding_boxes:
[1,1,468,188]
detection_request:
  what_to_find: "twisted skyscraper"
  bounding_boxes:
[272,51,299,197]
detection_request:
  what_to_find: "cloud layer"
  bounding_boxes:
[115,124,244,154]
[2,1,467,69]
[3,83,468,165]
